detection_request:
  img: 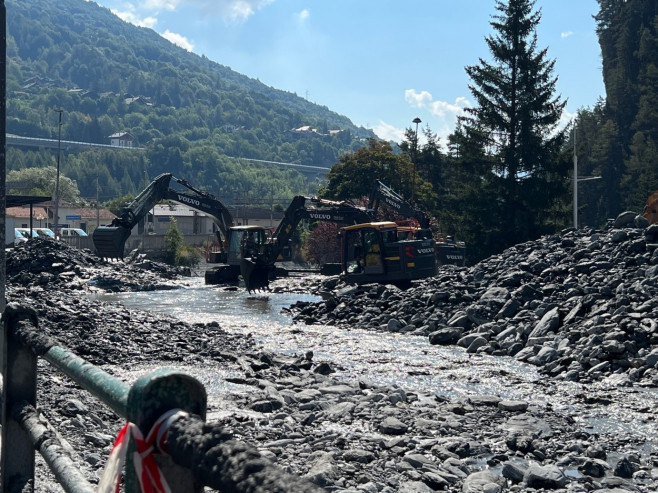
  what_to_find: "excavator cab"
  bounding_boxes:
[340,222,437,286]
[231,226,271,292]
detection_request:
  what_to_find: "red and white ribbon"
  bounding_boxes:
[98,409,188,493]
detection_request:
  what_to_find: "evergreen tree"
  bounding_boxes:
[595,0,658,212]
[458,0,568,249]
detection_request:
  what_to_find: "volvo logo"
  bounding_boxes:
[309,213,332,220]
[177,194,201,207]
[417,248,434,254]
[384,197,402,209]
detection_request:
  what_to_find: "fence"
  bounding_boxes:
[1,304,323,492]
[60,233,212,256]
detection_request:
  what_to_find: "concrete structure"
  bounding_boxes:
[147,203,285,236]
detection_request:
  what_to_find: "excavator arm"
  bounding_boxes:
[241,196,374,291]
[93,173,234,259]
[368,181,431,229]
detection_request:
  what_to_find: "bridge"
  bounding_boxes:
[6,134,330,180]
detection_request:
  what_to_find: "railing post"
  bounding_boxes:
[125,368,207,492]
[1,308,39,492]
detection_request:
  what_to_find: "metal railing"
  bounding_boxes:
[1,304,323,492]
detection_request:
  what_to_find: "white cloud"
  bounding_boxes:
[372,121,405,143]
[145,0,180,10]
[162,30,194,51]
[405,90,471,119]
[561,31,574,39]
[199,0,275,23]
[297,9,310,22]
[111,8,158,28]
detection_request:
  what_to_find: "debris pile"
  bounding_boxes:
[294,215,658,387]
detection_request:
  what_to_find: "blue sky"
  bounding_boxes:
[92,0,604,146]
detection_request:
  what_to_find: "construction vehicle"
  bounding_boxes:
[368,181,466,266]
[92,173,250,284]
[240,195,376,291]
[241,195,439,291]
[339,221,437,285]
[368,181,431,231]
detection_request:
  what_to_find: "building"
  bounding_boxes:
[24,200,117,234]
[108,132,134,147]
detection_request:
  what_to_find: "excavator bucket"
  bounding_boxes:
[92,226,132,259]
[240,258,272,292]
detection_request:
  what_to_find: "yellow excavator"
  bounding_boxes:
[368,181,466,267]
[240,194,438,291]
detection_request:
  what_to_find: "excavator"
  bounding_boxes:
[240,194,438,291]
[240,195,375,291]
[368,181,466,267]
[92,173,253,284]
[339,221,437,286]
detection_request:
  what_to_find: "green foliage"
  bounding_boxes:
[7,165,82,202]
[452,0,569,256]
[164,218,184,266]
[103,194,135,215]
[5,0,377,204]
[178,245,202,268]
[320,139,435,211]
[595,0,658,215]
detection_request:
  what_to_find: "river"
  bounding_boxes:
[95,276,658,452]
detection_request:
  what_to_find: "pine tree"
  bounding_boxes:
[459,0,568,248]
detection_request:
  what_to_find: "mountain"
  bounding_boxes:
[5,0,376,204]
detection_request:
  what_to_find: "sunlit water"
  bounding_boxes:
[95,277,658,448]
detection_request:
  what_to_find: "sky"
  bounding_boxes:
[91,0,605,147]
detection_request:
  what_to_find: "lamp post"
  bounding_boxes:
[572,120,601,229]
[53,109,63,239]
[412,117,421,202]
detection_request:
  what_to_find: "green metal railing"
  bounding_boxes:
[1,304,323,493]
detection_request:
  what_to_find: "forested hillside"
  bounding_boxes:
[570,0,658,228]
[5,0,375,204]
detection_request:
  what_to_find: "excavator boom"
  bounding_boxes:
[93,173,234,259]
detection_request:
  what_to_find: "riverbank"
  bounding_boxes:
[6,232,658,492]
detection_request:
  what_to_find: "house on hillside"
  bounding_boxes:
[109,132,133,147]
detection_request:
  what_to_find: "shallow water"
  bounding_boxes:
[97,277,658,448]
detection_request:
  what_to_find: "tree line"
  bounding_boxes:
[318,0,658,264]
[7,0,658,265]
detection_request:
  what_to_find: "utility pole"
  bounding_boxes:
[572,120,601,229]
[53,109,63,238]
[412,117,421,202]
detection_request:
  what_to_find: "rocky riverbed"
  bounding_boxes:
[4,214,658,492]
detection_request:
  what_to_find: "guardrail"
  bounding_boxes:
[1,304,323,492]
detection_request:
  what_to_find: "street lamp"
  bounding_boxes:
[53,109,63,238]
[572,120,600,229]
[412,117,421,202]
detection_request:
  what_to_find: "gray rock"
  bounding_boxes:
[379,417,408,435]
[462,470,505,492]
[523,464,568,489]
